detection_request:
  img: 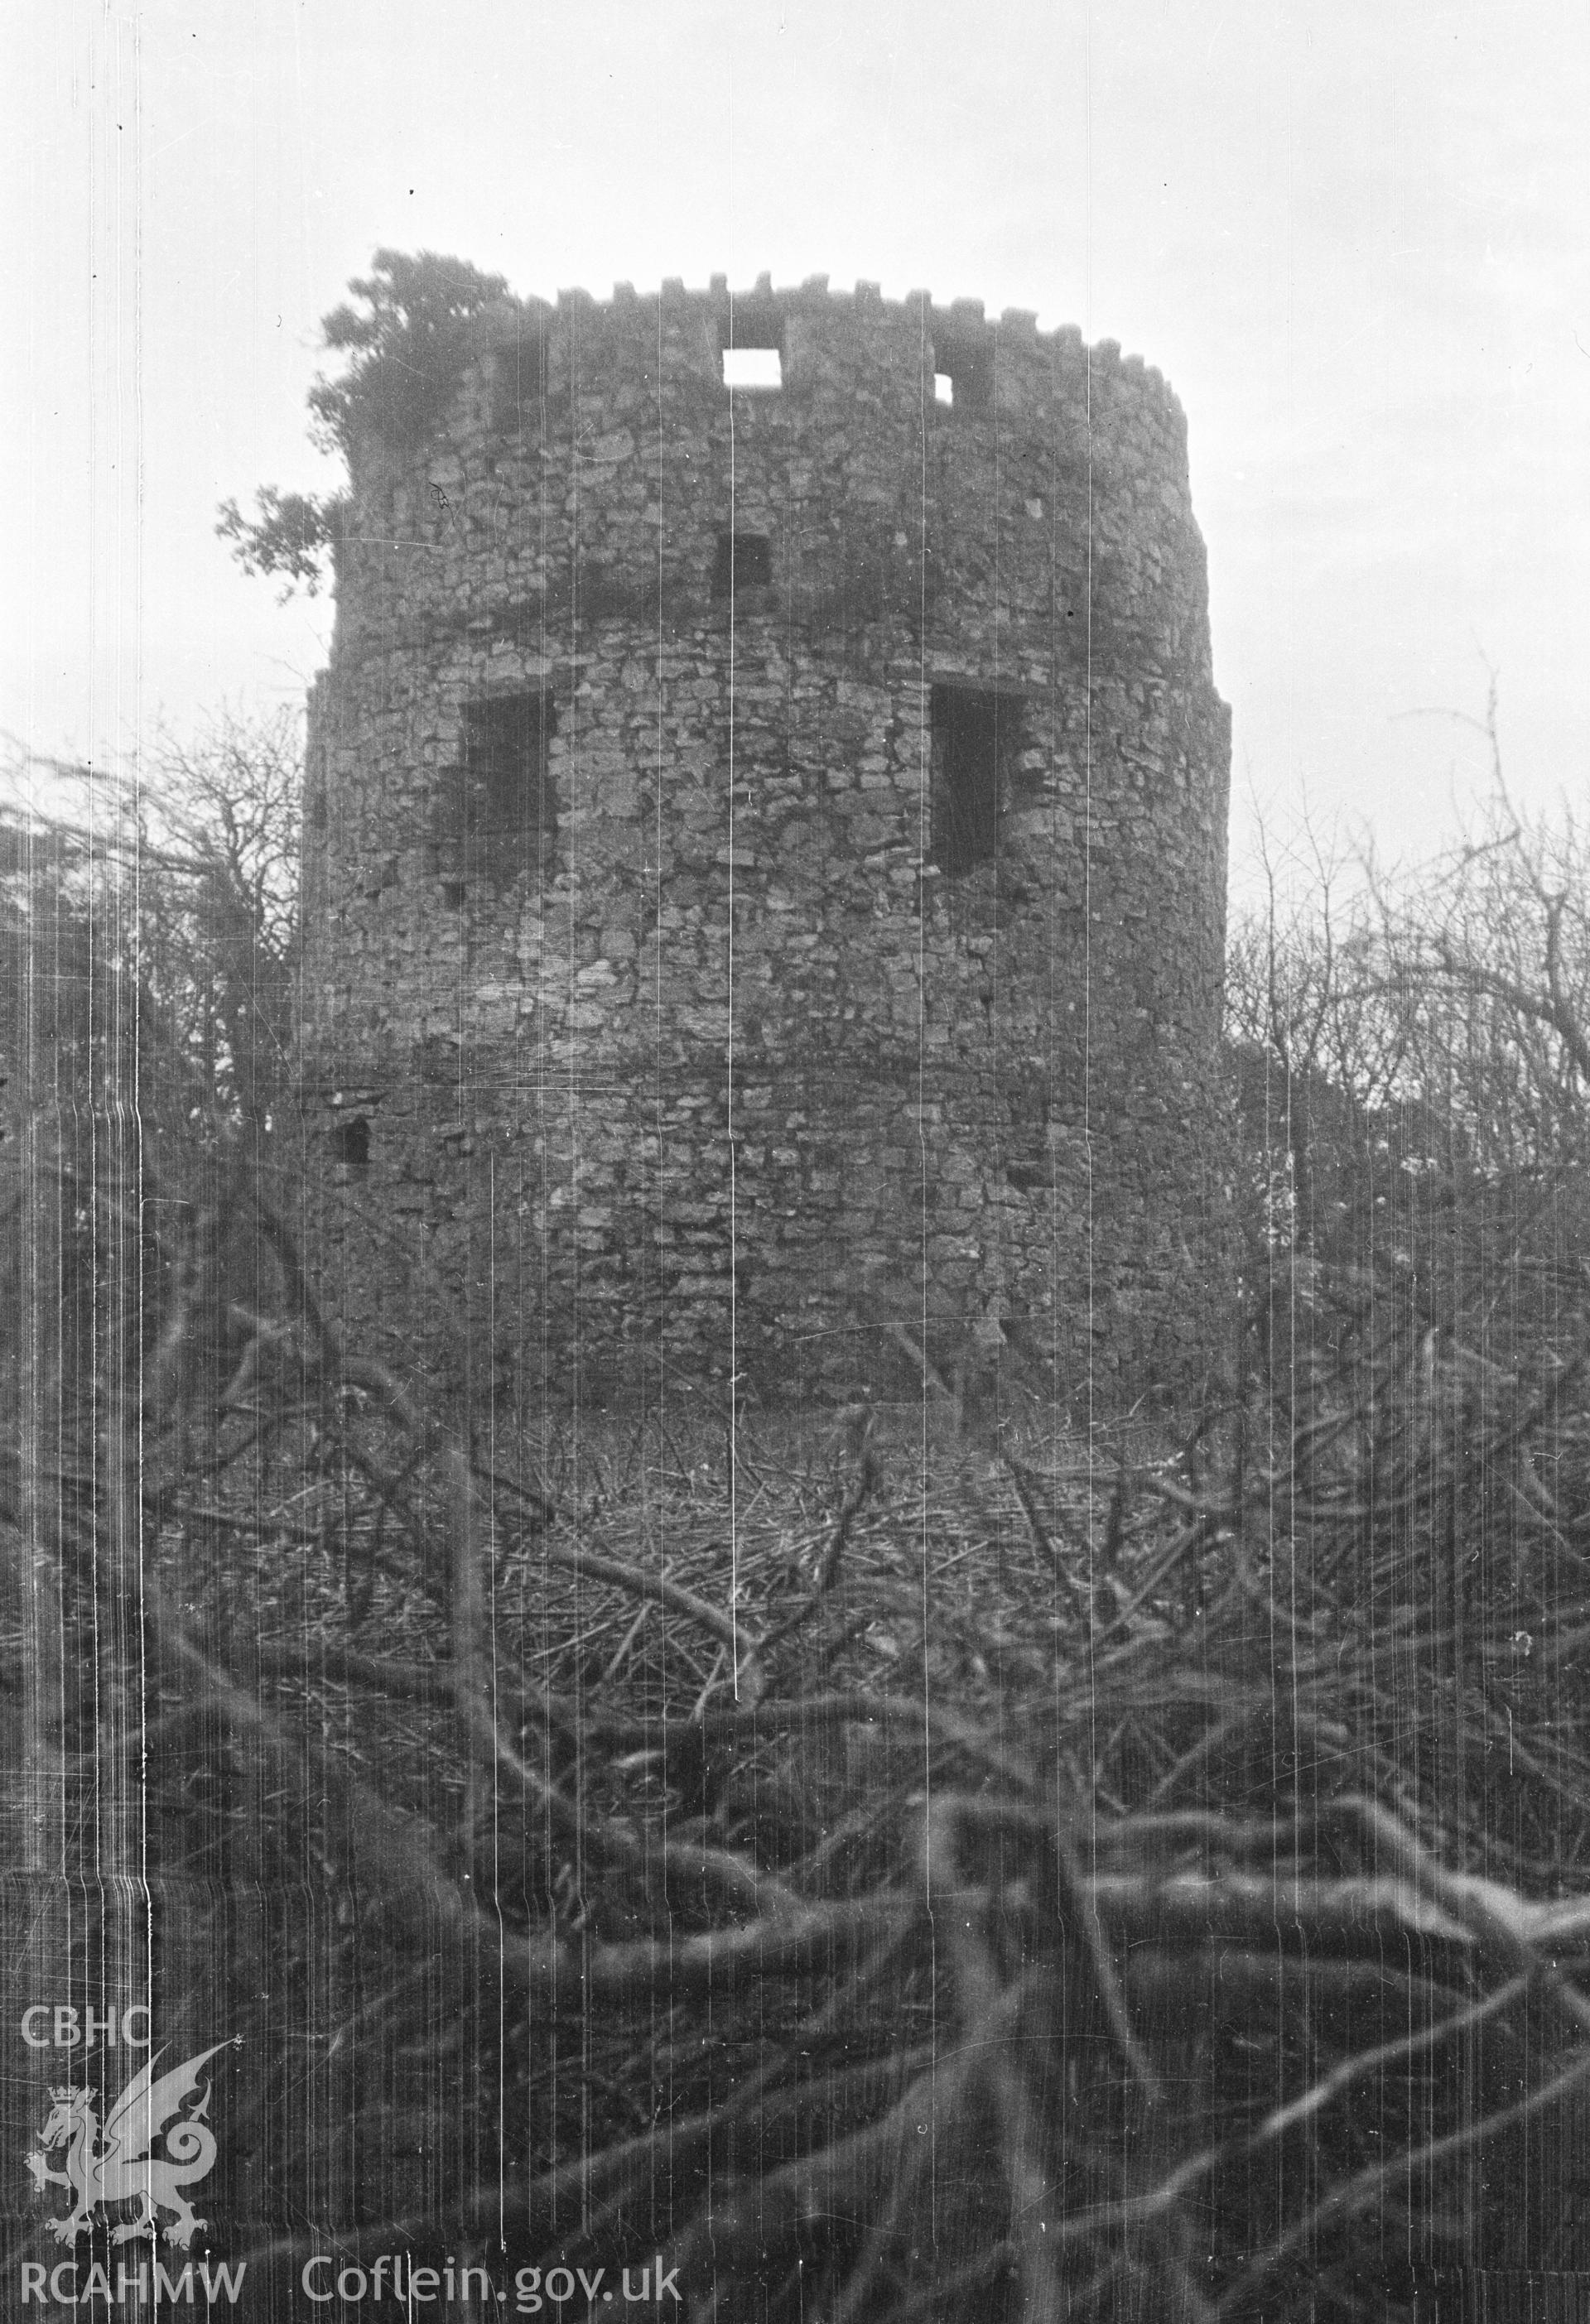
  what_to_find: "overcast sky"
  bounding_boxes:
[7,0,1588,895]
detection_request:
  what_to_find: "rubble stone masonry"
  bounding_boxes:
[299,273,1231,1406]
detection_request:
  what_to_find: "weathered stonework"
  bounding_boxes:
[300,273,1231,1405]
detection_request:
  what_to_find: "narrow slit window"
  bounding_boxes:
[712,532,773,599]
[930,685,1009,876]
[933,372,955,407]
[490,326,548,434]
[460,690,557,877]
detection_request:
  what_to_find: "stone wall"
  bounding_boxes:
[299,273,1231,1407]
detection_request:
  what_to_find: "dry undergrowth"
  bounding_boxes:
[7,1152,1590,2321]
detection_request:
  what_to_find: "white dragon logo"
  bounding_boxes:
[24,2042,234,2247]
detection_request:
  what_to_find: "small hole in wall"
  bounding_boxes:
[328,1115,371,1167]
[712,532,773,598]
[933,373,954,407]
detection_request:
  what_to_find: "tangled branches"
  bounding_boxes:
[8,1145,1590,2321]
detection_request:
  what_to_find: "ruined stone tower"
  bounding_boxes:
[300,273,1231,1405]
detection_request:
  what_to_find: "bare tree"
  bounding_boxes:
[140,705,302,1124]
[1225,817,1400,1258]
[1229,718,1590,1388]
[1,704,301,1131]
[1378,801,1590,1181]
[1,706,303,1490]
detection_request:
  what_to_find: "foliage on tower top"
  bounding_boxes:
[308,248,509,460]
[219,249,510,594]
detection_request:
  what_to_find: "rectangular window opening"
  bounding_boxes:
[930,685,1008,876]
[721,346,783,391]
[933,372,954,407]
[712,532,773,599]
[460,690,557,878]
